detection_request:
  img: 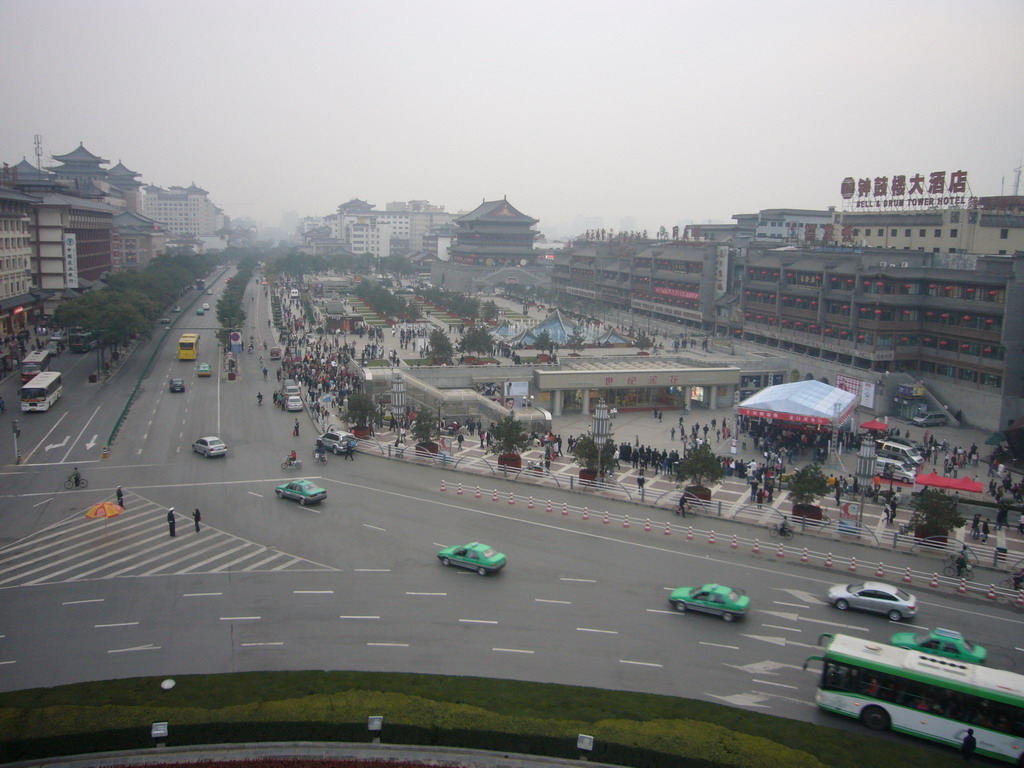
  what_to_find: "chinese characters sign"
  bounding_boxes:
[63,234,78,289]
[840,170,975,211]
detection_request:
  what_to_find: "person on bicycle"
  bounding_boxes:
[954,549,969,579]
[778,515,792,536]
[1012,568,1024,591]
[287,449,297,467]
[315,438,326,462]
[257,392,263,406]
[72,468,81,488]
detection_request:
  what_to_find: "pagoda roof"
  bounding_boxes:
[10,159,55,182]
[50,142,109,165]
[108,161,141,179]
[0,187,41,204]
[39,193,119,213]
[113,210,162,230]
[456,198,538,226]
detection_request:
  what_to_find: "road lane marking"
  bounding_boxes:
[406,592,447,596]
[561,577,596,583]
[699,641,739,650]
[646,609,676,615]
[63,598,104,605]
[367,642,408,647]
[241,642,284,647]
[294,590,334,594]
[535,598,571,604]
[220,616,260,621]
[94,622,139,628]
[761,624,802,632]
[32,498,54,508]
[576,627,618,634]
[354,568,390,572]
[0,661,15,666]
[773,601,810,609]
[247,492,263,497]
[363,524,386,532]
[493,648,534,654]
[459,619,498,624]
[620,660,663,668]
[108,644,160,654]
[184,592,222,597]
[753,679,799,689]
[340,615,380,620]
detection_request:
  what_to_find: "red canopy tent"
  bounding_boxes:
[914,472,956,489]
[859,419,889,432]
[946,476,984,494]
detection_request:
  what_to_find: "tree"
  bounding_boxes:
[426,328,453,363]
[533,330,553,355]
[674,442,724,493]
[634,331,654,352]
[489,413,530,457]
[345,393,377,433]
[572,433,616,475]
[787,464,829,507]
[411,406,440,445]
[567,329,587,355]
[908,489,965,538]
[480,300,500,323]
[457,326,494,357]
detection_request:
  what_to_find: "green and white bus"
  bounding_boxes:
[805,633,1024,764]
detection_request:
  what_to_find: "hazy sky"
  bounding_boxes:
[2,0,1022,238]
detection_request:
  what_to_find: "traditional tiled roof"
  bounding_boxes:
[456,198,538,226]
[50,142,109,165]
[10,159,54,182]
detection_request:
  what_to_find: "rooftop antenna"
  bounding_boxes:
[33,134,42,170]
[1013,155,1023,197]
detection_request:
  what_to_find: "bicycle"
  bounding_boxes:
[942,559,974,580]
[64,475,88,489]
[281,458,303,470]
[768,523,794,540]
[312,451,328,465]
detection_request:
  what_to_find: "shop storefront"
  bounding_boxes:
[893,383,927,420]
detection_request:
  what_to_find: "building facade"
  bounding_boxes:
[142,183,223,238]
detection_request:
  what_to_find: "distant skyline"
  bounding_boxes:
[2,0,1022,240]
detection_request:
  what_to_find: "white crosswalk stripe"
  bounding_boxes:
[0,492,337,588]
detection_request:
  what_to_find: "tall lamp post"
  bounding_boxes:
[592,398,612,475]
[390,370,406,429]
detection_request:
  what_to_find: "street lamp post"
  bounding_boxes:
[592,398,612,478]
[390,370,406,430]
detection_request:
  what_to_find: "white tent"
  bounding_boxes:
[738,380,858,426]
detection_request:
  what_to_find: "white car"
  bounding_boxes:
[202,302,210,311]
[192,436,227,457]
[827,581,917,622]
[285,395,304,412]
[316,429,357,454]
[874,457,916,483]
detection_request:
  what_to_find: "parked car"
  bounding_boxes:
[668,583,750,621]
[275,479,326,505]
[285,395,303,412]
[316,429,358,454]
[192,436,227,457]
[169,378,185,393]
[826,581,917,622]
[890,627,986,664]
[912,411,947,427]
[437,542,506,575]
[874,457,917,483]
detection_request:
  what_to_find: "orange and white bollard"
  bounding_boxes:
[644,518,652,532]
[902,567,912,584]
[825,552,833,568]
[708,530,716,545]
[562,502,569,516]
[930,572,939,588]
[664,521,672,535]
[730,534,738,549]
[752,538,761,554]
[848,557,857,573]
[492,488,499,502]
[987,584,997,600]
[623,515,630,528]
[776,542,785,558]
[801,548,809,563]
[958,578,967,594]
[582,507,590,520]
[1017,590,1024,609]
[440,479,446,492]
[527,496,534,509]
[875,562,885,578]
[545,499,552,513]
[508,491,515,505]
[475,486,481,498]
[687,526,694,541]
[456,483,463,495]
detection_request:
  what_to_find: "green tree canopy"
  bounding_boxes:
[458,326,494,356]
[411,406,440,445]
[489,413,531,456]
[908,489,965,538]
[787,464,829,507]
[427,328,453,363]
[674,442,725,491]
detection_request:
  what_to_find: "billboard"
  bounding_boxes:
[840,169,975,211]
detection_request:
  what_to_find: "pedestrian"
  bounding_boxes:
[676,493,687,517]
[960,728,976,762]
[193,508,202,532]
[344,437,356,461]
[293,419,300,437]
[970,513,981,540]
[167,508,176,538]
[457,433,464,451]
[116,485,124,507]
[980,519,990,543]
[834,483,841,506]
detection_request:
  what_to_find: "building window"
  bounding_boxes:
[980,373,1001,388]
[934,229,942,237]
[877,229,884,236]
[852,228,859,236]
[890,229,897,236]
[919,229,926,237]
[904,229,911,237]
[950,228,958,237]
[1000,229,1009,239]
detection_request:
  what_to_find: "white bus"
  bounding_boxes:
[20,350,52,383]
[805,633,1024,764]
[19,371,64,412]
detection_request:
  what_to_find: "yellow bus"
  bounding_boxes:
[178,333,200,360]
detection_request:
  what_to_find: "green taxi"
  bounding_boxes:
[890,627,987,664]
[196,307,205,315]
[275,479,327,506]
[437,542,506,576]
[668,583,750,621]
[197,363,212,377]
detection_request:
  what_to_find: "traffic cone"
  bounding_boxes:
[687,526,694,541]
[876,562,885,578]
[987,584,997,600]
[1016,590,1024,609]
[902,567,912,584]
[545,499,552,513]
[752,538,761,554]
[440,479,446,492]
[930,572,939,588]
[508,491,515,505]
[708,530,716,545]
[492,488,498,502]
[101,446,109,459]
[730,534,738,549]
[603,510,609,524]
[644,518,652,532]
[801,548,809,563]
[582,507,590,520]
[475,486,481,498]
[848,557,857,573]
[958,578,967,594]
[776,542,785,558]
[456,483,463,495]
[562,502,569,516]
[623,515,630,528]
[825,552,833,568]
[664,521,672,535]
[528,496,534,509]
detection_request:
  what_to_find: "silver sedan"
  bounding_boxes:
[826,581,917,622]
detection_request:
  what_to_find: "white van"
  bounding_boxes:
[877,440,924,466]
[290,288,299,299]
[874,457,916,483]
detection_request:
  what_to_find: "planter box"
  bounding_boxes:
[416,441,439,454]
[685,486,712,502]
[791,503,823,520]
[497,453,521,469]
[579,469,598,482]
[352,427,374,439]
